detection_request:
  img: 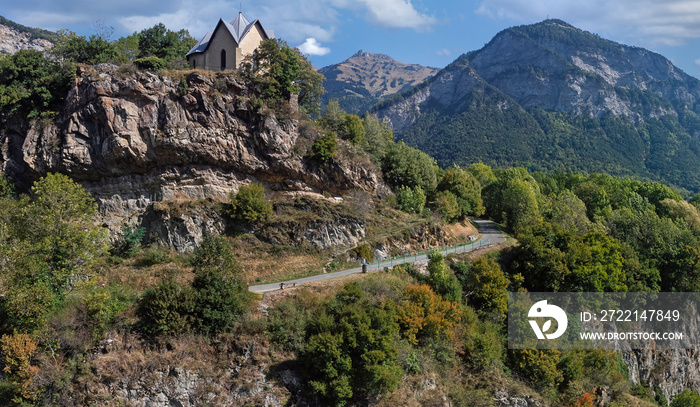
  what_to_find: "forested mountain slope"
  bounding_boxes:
[375,20,700,192]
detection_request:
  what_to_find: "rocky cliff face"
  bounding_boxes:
[0,22,52,54]
[0,64,388,249]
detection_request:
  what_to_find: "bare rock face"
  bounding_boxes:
[0,64,388,250]
[0,23,52,54]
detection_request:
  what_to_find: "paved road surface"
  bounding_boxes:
[248,218,505,293]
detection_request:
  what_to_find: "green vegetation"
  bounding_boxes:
[0,50,74,118]
[244,38,325,114]
[1,163,698,404]
[312,133,338,162]
[229,182,273,223]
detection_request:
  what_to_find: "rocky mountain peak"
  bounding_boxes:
[319,50,439,114]
[374,19,700,192]
[349,49,393,61]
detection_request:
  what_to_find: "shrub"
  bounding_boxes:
[0,332,40,404]
[0,50,74,118]
[133,56,167,71]
[189,235,241,275]
[137,245,170,267]
[192,268,251,336]
[177,76,189,97]
[397,284,461,345]
[229,183,272,223]
[137,279,196,336]
[312,133,338,163]
[302,283,402,405]
[113,226,146,258]
[353,243,374,262]
[396,186,426,214]
[83,287,133,342]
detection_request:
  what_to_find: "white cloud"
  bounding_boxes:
[356,0,438,30]
[476,0,700,47]
[5,0,439,52]
[436,48,451,57]
[695,58,700,66]
[298,38,331,55]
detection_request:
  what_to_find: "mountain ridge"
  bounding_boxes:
[319,49,439,115]
[374,19,700,192]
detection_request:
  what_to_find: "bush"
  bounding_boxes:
[311,133,337,163]
[192,268,251,336]
[113,226,146,258]
[83,287,133,342]
[302,283,402,405]
[229,183,272,223]
[397,284,461,345]
[137,279,196,336]
[189,235,241,275]
[353,243,374,262]
[0,50,73,118]
[396,186,426,214]
[0,332,40,404]
[134,56,167,71]
[137,245,170,267]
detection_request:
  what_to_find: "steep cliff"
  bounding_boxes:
[375,19,700,192]
[0,64,388,248]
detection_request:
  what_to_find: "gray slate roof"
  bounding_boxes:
[187,12,272,56]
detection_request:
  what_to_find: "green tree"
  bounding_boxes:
[426,251,462,302]
[468,162,496,188]
[302,283,402,406]
[138,278,196,336]
[312,133,338,163]
[462,257,509,318]
[363,114,393,162]
[189,235,241,275]
[396,186,426,214]
[342,114,365,145]
[482,167,541,233]
[247,38,325,114]
[52,29,117,64]
[381,141,438,193]
[436,167,485,217]
[114,33,140,63]
[318,100,347,133]
[3,174,108,311]
[671,389,700,407]
[229,182,273,223]
[192,268,251,336]
[0,174,14,198]
[0,49,73,118]
[136,23,196,62]
[549,189,590,233]
[434,190,461,222]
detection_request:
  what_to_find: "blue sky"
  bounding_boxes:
[3,0,700,78]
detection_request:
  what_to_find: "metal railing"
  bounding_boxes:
[364,237,492,271]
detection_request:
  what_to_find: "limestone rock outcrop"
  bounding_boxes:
[0,64,388,249]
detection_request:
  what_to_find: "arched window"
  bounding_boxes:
[220,49,226,70]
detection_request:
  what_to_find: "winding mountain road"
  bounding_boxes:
[248,219,506,293]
